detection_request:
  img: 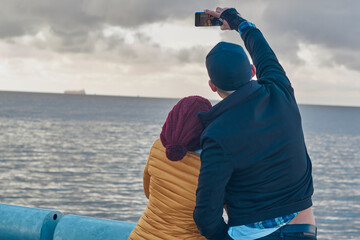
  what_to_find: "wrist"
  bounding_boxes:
[238,21,257,35]
[220,8,246,31]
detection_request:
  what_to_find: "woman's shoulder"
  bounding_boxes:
[151,138,165,151]
[151,139,200,157]
[149,139,201,165]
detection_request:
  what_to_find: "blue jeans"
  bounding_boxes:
[257,224,317,240]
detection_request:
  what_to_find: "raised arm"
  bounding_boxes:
[206,8,292,93]
[240,22,292,92]
[143,156,151,199]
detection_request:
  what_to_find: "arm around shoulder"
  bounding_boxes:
[194,137,233,240]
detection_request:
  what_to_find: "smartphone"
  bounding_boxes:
[195,12,221,27]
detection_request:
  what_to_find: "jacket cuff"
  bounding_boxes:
[238,21,257,35]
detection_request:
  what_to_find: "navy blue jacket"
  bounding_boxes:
[193,26,314,239]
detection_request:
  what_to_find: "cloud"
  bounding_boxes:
[0,37,212,99]
[1,0,359,106]
[0,0,219,52]
[83,0,217,27]
[217,0,360,71]
[260,0,360,71]
[263,1,359,49]
[3,0,357,71]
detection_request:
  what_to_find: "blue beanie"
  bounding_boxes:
[206,42,252,91]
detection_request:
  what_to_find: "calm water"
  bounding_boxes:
[0,91,359,240]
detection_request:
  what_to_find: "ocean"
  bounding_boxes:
[0,91,359,240]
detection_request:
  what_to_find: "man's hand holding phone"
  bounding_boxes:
[197,7,245,32]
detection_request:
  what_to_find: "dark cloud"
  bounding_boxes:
[176,46,208,63]
[0,1,97,37]
[83,0,218,27]
[217,0,359,71]
[260,0,360,70]
[1,0,359,72]
[0,0,219,54]
[332,49,360,70]
[0,0,217,39]
[263,0,359,50]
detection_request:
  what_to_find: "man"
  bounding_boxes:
[193,7,316,240]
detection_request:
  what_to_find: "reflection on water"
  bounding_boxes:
[299,105,360,240]
[0,91,177,223]
[0,118,160,222]
[0,92,359,240]
[306,133,360,239]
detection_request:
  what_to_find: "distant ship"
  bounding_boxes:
[64,89,86,95]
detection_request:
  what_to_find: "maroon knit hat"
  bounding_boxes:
[160,96,212,161]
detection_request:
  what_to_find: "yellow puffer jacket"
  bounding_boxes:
[128,139,206,240]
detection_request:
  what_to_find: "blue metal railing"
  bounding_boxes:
[0,203,136,240]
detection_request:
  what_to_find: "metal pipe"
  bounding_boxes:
[53,215,136,240]
[0,203,63,240]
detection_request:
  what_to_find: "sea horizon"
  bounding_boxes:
[1,89,359,109]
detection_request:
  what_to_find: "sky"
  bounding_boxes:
[0,0,359,106]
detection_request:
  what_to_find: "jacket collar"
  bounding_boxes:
[198,80,263,128]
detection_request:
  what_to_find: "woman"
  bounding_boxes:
[129,96,212,240]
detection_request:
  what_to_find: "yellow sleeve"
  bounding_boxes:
[143,155,151,199]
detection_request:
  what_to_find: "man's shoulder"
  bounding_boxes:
[257,77,295,98]
[201,109,243,144]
